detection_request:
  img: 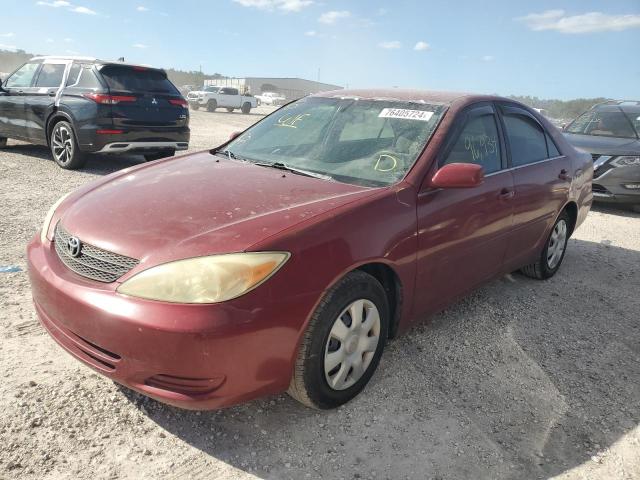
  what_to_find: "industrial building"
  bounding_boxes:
[204,77,342,100]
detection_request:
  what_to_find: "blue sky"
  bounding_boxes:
[1,0,639,99]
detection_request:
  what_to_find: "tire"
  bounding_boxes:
[0,137,7,148]
[144,149,175,162]
[241,102,251,114]
[288,270,389,409]
[632,205,640,214]
[520,210,570,280]
[50,121,86,170]
[226,108,234,113]
[206,100,217,112]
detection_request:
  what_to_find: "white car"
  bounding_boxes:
[187,86,257,114]
[256,91,286,106]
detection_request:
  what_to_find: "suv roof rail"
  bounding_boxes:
[30,55,99,62]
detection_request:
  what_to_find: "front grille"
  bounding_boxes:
[54,223,139,283]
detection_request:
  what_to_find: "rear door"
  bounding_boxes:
[497,103,571,270]
[219,87,241,108]
[98,65,188,128]
[25,60,70,143]
[0,62,40,139]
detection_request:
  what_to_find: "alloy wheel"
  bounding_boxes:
[324,299,381,391]
[547,219,567,269]
[52,124,74,165]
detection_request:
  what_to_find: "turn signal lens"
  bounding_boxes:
[117,252,290,304]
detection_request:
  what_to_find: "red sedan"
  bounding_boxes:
[27,90,593,410]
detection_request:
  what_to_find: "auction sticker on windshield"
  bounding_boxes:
[378,108,434,121]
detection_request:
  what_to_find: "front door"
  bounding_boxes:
[414,103,515,317]
[0,62,40,140]
[25,61,70,144]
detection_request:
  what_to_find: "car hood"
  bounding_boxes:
[563,133,640,156]
[60,152,374,267]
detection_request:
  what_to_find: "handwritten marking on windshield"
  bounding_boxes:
[374,154,398,172]
[276,113,311,128]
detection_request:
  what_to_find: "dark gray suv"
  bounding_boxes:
[563,101,640,211]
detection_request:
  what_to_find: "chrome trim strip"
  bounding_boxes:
[96,141,189,153]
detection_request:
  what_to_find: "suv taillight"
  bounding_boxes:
[169,98,188,107]
[83,93,137,104]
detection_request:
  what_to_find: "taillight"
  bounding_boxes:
[83,93,137,104]
[169,98,188,107]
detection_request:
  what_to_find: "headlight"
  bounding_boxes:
[611,156,640,168]
[40,192,71,243]
[116,252,290,304]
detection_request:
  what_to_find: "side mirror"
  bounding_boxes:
[229,131,242,140]
[429,163,484,189]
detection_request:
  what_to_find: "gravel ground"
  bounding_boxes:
[1,107,639,480]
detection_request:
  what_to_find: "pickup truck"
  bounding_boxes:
[187,86,257,114]
[256,91,286,106]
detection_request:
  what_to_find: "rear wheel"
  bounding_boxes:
[0,137,7,148]
[206,100,217,112]
[144,149,175,162]
[521,210,570,280]
[50,121,86,170]
[241,102,251,114]
[288,270,389,409]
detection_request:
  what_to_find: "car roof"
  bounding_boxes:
[594,100,640,114]
[312,88,503,106]
[29,55,163,71]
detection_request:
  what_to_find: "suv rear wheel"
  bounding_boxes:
[206,100,217,112]
[50,121,86,170]
[241,102,251,114]
[144,149,175,162]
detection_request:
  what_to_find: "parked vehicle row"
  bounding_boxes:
[187,85,257,114]
[255,91,286,106]
[0,56,190,169]
[28,89,592,411]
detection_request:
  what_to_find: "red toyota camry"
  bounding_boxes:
[27,90,593,410]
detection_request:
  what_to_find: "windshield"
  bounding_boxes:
[205,86,220,92]
[566,108,639,139]
[225,97,446,187]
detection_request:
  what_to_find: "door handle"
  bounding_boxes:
[498,188,515,200]
[559,169,571,181]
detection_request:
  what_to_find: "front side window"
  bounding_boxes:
[566,109,637,139]
[503,114,548,167]
[226,97,447,187]
[35,63,66,88]
[5,63,40,88]
[442,114,501,174]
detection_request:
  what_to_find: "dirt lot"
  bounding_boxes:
[1,107,639,480]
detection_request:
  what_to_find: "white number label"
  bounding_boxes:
[378,108,434,121]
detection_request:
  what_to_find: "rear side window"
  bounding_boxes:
[221,87,239,95]
[76,67,102,89]
[99,66,177,93]
[35,64,66,88]
[5,62,40,88]
[502,115,548,167]
[443,114,502,174]
[546,133,560,157]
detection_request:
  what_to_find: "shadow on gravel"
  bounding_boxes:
[1,143,145,175]
[120,238,639,480]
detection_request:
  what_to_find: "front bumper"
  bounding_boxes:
[27,236,317,410]
[593,164,640,205]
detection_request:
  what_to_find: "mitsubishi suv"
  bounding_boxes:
[0,56,190,169]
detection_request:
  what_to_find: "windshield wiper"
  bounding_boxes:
[212,149,245,161]
[254,161,333,181]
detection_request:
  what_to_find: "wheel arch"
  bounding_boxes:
[562,201,578,237]
[355,262,403,339]
[45,111,74,146]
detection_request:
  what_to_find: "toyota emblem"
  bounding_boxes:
[67,236,82,257]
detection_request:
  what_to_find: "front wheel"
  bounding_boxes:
[50,121,86,169]
[206,100,217,112]
[241,102,251,114]
[521,210,570,279]
[288,270,389,409]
